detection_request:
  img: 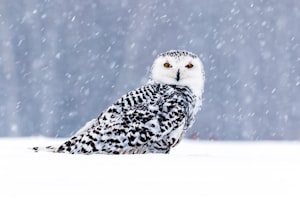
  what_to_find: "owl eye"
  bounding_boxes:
[185,63,194,69]
[163,62,171,68]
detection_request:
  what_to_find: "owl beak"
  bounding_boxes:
[176,69,180,81]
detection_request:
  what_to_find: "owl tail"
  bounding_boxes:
[32,145,59,153]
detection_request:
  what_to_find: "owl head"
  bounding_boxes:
[150,50,205,98]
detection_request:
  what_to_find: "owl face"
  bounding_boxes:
[151,50,205,97]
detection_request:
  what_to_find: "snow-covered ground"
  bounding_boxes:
[0,138,299,200]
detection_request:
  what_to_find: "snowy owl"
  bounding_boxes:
[33,50,205,154]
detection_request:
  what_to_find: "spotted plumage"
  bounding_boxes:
[33,50,205,154]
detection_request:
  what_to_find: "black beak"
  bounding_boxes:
[176,69,180,81]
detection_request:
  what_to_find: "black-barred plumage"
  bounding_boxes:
[33,50,205,154]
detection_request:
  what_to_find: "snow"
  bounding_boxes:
[0,138,300,200]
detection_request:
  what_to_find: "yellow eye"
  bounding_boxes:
[186,63,194,69]
[163,62,171,68]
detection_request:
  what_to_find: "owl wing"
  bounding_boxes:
[53,83,189,154]
[96,84,188,150]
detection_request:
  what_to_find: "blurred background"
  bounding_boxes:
[0,0,299,140]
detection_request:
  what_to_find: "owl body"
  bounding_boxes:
[34,50,205,154]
